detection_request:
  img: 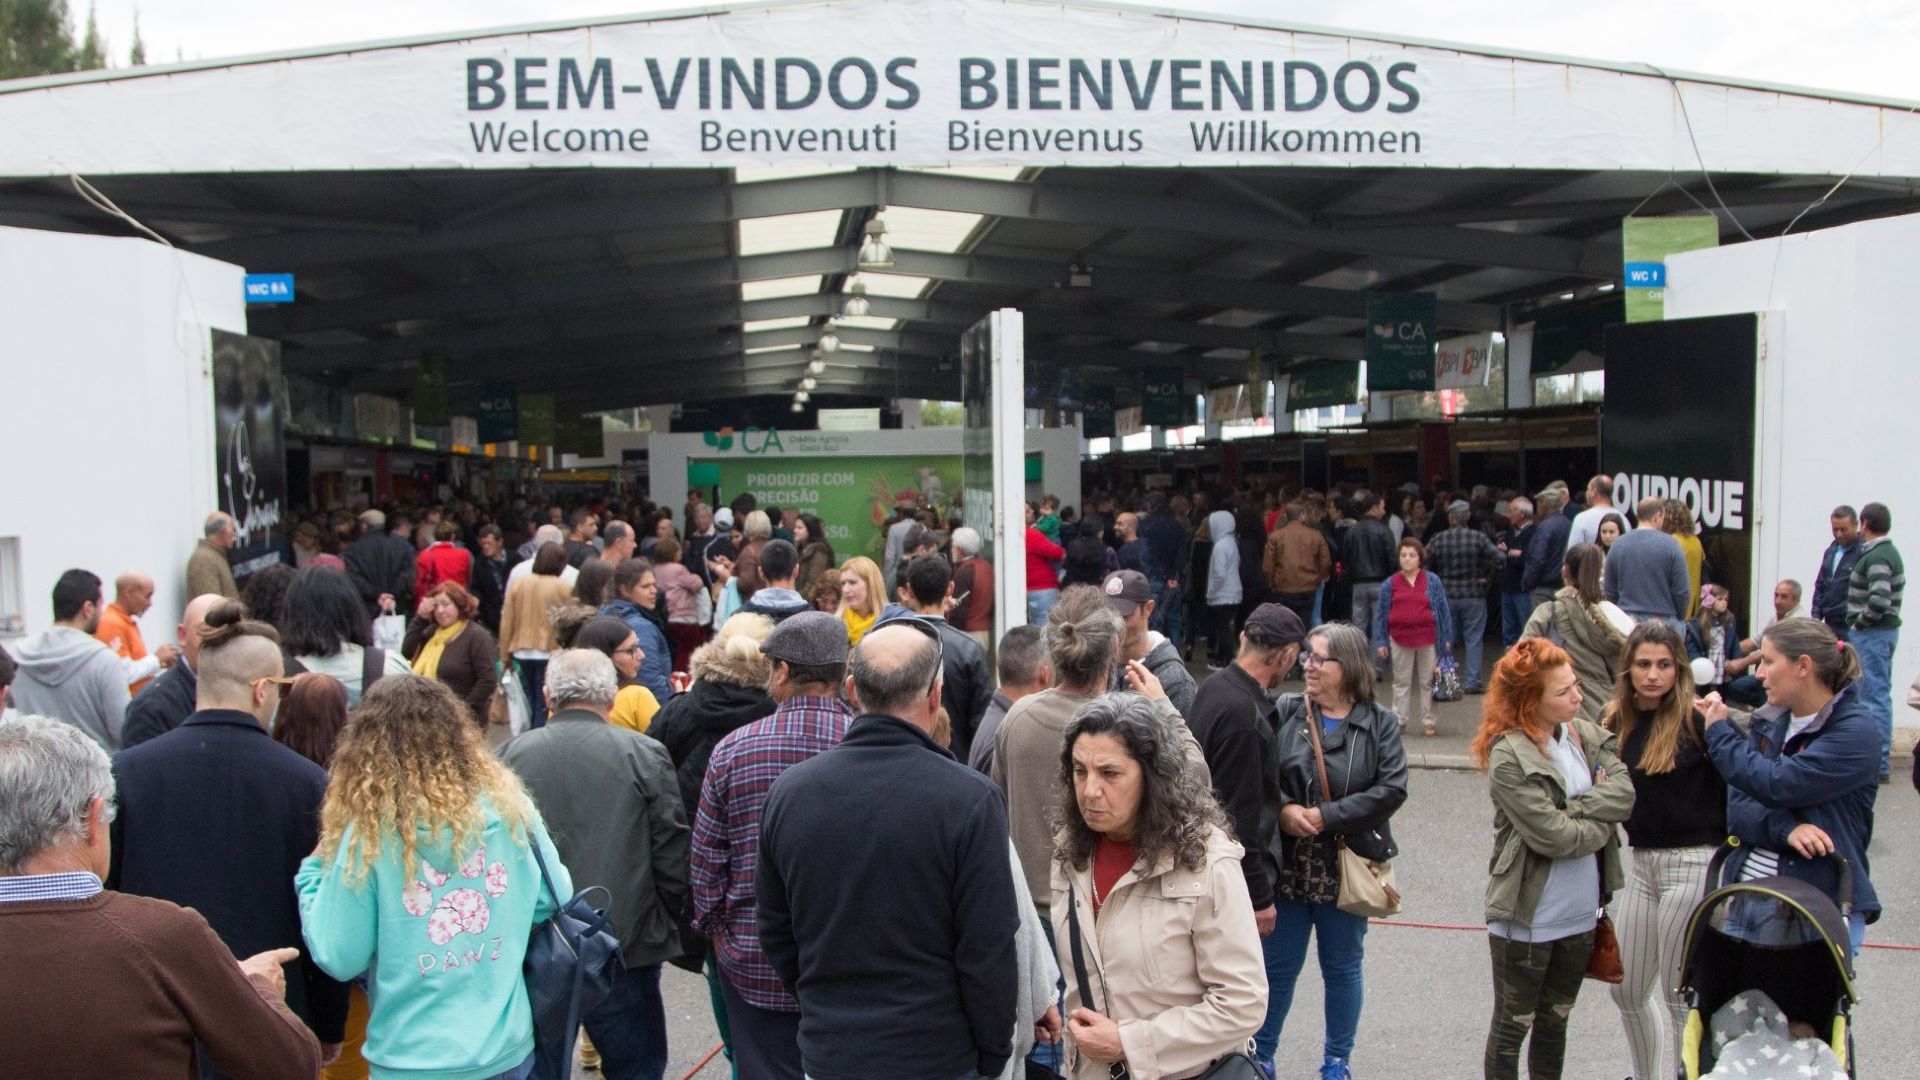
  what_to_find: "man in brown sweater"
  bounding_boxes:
[0,713,321,1078]
[1263,500,1332,630]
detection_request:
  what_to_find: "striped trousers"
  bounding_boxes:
[1608,845,1714,1080]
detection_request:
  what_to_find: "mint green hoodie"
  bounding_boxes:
[296,797,570,1080]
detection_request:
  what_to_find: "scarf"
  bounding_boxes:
[410,621,467,679]
[842,605,879,646]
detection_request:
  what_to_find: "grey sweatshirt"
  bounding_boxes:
[9,626,132,750]
[1602,528,1691,621]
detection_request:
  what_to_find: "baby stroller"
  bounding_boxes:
[1674,841,1858,1078]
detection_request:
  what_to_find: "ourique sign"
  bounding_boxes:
[5,0,1918,175]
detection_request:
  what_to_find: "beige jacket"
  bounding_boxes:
[497,574,574,655]
[1049,826,1265,1080]
[185,539,239,600]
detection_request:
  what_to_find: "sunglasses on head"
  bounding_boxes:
[251,674,298,700]
[879,615,945,694]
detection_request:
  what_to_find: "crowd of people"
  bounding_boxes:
[0,475,1908,1080]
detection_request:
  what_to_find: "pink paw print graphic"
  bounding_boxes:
[422,862,450,888]
[459,844,487,880]
[402,880,434,917]
[426,888,491,945]
[485,861,508,898]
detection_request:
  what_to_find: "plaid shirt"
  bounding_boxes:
[1426,525,1503,600]
[691,693,854,1011]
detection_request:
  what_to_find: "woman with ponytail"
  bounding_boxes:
[1522,543,1633,724]
[1472,639,1635,1080]
[1699,617,1880,955]
[1603,621,1726,1080]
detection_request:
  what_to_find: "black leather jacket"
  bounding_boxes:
[1271,694,1410,864]
[1341,518,1397,584]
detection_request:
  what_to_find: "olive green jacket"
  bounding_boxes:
[1483,718,1633,926]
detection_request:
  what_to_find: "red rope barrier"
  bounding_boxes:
[676,1042,724,1080]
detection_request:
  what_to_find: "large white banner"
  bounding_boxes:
[1434,333,1494,390]
[3,0,1919,176]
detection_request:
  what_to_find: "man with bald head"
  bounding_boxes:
[120,593,224,749]
[757,621,1019,1080]
[109,600,349,1064]
[187,512,241,600]
[94,571,179,696]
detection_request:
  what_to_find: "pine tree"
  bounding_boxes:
[127,9,143,66]
[74,0,104,70]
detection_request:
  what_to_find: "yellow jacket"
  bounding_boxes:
[498,574,574,656]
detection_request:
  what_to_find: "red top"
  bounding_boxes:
[1092,837,1137,913]
[1386,570,1438,648]
[415,541,473,598]
[1025,527,1065,592]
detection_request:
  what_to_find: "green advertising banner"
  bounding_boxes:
[1141,367,1185,428]
[1364,292,1437,392]
[475,381,517,443]
[1622,214,1719,322]
[518,393,555,445]
[556,412,604,458]
[1287,360,1362,411]
[411,352,450,426]
[701,454,964,560]
[1081,384,1115,440]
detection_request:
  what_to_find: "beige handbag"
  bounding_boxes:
[1305,708,1403,918]
[1906,672,1920,711]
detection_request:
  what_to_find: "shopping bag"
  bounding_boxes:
[372,613,406,653]
[1431,654,1465,702]
[502,666,531,737]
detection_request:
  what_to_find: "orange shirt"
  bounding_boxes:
[94,602,153,695]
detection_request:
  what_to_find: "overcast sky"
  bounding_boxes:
[82,0,1916,102]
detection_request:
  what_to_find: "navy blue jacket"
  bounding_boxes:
[120,660,198,749]
[1139,510,1189,585]
[1706,685,1880,919]
[601,598,675,703]
[107,709,350,1044]
[1522,514,1572,592]
[1811,539,1864,634]
[758,714,1017,1080]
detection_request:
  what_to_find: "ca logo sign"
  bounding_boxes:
[702,428,735,451]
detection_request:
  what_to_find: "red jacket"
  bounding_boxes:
[415,542,473,598]
[1025,527,1065,592]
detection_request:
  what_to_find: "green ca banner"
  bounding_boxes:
[1141,367,1186,428]
[1365,292,1437,392]
[1287,360,1362,410]
[1622,214,1719,322]
[1081,384,1115,440]
[702,454,964,560]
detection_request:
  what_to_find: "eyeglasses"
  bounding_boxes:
[251,674,298,700]
[613,644,642,657]
[1302,653,1338,670]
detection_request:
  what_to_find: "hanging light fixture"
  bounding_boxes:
[856,213,894,270]
[790,400,805,413]
[795,389,811,402]
[807,357,826,375]
[818,329,841,353]
[842,280,872,318]
[800,376,818,391]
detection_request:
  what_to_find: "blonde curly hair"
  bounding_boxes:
[317,675,533,886]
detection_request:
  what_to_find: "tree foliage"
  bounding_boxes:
[1,0,114,78]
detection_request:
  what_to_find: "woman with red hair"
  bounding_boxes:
[1471,638,1635,1080]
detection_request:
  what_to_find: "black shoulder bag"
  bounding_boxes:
[523,838,625,1080]
[1065,877,1264,1080]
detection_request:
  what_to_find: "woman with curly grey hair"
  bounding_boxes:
[1050,691,1265,1079]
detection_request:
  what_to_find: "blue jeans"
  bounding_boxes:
[1028,588,1060,627]
[483,1052,536,1080]
[1312,582,1326,628]
[1851,625,1899,775]
[1029,920,1064,1073]
[581,962,668,1080]
[1723,674,1768,708]
[1150,581,1184,650]
[1499,589,1532,648]
[516,657,548,728]
[1448,596,1489,690]
[1258,899,1368,1064]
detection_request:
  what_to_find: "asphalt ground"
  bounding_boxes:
[570,660,1920,1080]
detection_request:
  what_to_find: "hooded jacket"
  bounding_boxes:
[600,597,676,703]
[1204,511,1242,607]
[1521,588,1630,724]
[1051,826,1265,1080]
[1483,718,1632,927]
[1706,684,1881,920]
[1109,633,1197,719]
[652,638,776,822]
[9,626,131,750]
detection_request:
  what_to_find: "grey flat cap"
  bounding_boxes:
[760,610,851,667]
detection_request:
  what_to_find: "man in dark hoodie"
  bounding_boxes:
[1103,570,1197,715]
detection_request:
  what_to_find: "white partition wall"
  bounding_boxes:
[1666,213,1920,731]
[0,227,247,639]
